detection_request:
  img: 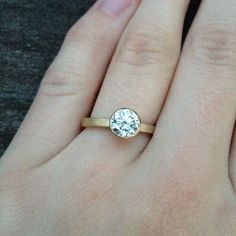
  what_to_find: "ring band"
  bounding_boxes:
[82,118,155,134]
[82,108,155,139]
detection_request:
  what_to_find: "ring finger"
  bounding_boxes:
[75,0,191,158]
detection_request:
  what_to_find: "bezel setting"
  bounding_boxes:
[109,108,141,139]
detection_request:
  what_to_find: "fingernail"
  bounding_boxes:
[100,0,132,15]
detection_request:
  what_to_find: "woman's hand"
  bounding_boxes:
[1,0,236,235]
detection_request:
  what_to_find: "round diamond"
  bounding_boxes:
[110,108,141,139]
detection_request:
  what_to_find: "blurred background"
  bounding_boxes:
[0,0,201,156]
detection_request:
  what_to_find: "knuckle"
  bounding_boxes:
[65,19,108,49]
[39,67,90,98]
[132,172,204,235]
[186,22,236,66]
[162,169,203,209]
[40,23,99,98]
[64,21,103,53]
[65,20,89,44]
[117,26,179,67]
[65,23,81,42]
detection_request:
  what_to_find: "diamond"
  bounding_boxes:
[110,108,141,139]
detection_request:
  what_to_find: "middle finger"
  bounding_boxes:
[148,0,236,184]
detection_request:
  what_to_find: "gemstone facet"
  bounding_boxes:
[110,108,141,139]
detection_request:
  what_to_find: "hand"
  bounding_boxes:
[1,0,236,235]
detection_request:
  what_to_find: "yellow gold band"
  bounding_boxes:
[82,118,155,135]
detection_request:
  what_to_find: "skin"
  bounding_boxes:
[1,0,236,235]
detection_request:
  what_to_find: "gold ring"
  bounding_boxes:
[82,108,155,139]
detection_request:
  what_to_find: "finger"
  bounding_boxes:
[229,127,236,191]
[148,0,236,184]
[71,0,190,160]
[2,0,140,169]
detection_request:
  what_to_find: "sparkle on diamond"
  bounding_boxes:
[110,109,141,138]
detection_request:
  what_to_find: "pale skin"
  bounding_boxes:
[1,0,236,235]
